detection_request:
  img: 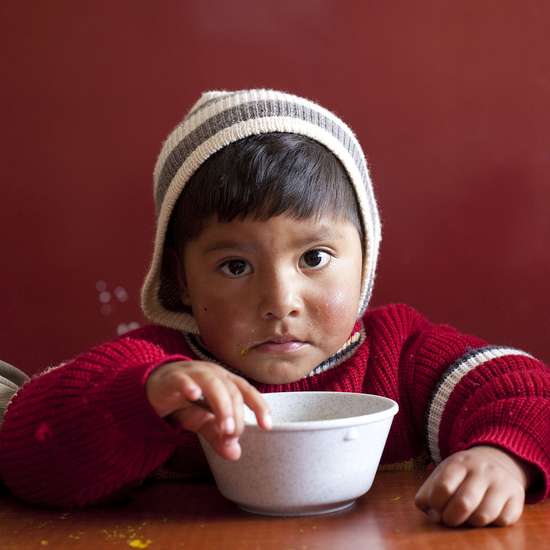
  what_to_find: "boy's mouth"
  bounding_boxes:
[248,335,308,354]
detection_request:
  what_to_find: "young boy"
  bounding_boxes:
[0,89,548,527]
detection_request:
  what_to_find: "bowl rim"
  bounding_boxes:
[245,391,399,431]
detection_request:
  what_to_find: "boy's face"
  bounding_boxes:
[179,214,363,384]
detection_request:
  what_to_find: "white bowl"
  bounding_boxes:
[199,391,398,516]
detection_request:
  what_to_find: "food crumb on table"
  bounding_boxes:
[128,539,152,549]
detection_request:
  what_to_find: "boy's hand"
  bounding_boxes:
[145,360,272,461]
[415,445,533,527]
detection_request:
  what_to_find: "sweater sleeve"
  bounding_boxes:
[0,326,200,507]
[399,306,550,502]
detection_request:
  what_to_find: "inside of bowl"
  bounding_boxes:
[244,392,394,425]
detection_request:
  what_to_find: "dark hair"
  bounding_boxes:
[167,132,363,253]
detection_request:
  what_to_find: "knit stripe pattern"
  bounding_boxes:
[1,304,549,507]
[140,89,381,334]
[427,346,533,463]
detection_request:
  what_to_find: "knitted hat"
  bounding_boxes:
[141,89,381,333]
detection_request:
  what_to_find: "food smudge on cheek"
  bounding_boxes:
[237,325,260,358]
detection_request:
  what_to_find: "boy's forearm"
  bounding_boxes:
[0,354,184,506]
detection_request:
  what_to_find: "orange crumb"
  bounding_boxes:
[128,539,152,549]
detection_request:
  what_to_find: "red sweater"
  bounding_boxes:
[1,304,549,507]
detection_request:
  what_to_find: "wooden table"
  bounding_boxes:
[1,471,549,549]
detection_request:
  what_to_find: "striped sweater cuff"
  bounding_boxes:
[426,346,533,464]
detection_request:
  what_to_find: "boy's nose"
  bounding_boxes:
[259,273,302,321]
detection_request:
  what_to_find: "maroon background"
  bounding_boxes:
[1,1,549,374]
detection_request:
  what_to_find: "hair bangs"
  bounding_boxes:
[168,133,363,251]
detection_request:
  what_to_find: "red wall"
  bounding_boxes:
[1,1,549,374]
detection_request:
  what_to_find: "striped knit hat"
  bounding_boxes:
[141,89,381,334]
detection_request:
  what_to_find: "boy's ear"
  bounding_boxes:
[167,247,191,306]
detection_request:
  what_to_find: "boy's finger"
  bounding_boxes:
[178,373,203,402]
[232,377,272,430]
[493,495,524,526]
[171,405,215,433]
[413,478,431,512]
[227,381,245,435]
[415,462,468,522]
[441,472,489,526]
[200,377,237,435]
[467,484,520,527]
[147,371,199,418]
[199,420,242,461]
[425,461,469,513]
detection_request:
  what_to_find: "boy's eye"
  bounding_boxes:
[219,259,251,277]
[300,249,331,269]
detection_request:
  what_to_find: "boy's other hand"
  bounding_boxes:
[145,360,272,460]
[414,445,534,527]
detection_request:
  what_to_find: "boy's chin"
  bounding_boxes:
[235,358,319,385]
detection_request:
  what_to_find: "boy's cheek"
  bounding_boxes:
[192,296,253,336]
[315,288,359,325]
